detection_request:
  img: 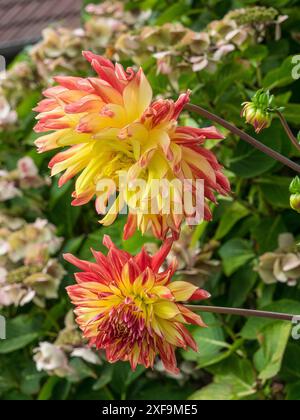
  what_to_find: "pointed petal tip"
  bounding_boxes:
[190,289,211,301]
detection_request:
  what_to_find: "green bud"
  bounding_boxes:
[252,89,274,109]
[290,176,300,194]
[290,194,300,213]
[241,90,277,133]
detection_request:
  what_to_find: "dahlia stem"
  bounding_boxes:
[184,305,297,321]
[275,110,300,153]
[185,103,300,174]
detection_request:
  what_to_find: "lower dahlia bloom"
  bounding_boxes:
[65,235,209,373]
[34,51,230,239]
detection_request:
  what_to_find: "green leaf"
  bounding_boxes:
[155,2,189,25]
[189,383,234,400]
[215,201,249,240]
[263,57,296,90]
[38,377,60,401]
[254,321,291,382]
[20,365,45,396]
[251,215,286,254]
[281,343,300,382]
[17,91,41,119]
[244,45,268,62]
[189,357,256,401]
[0,333,38,354]
[284,104,300,126]
[92,365,114,391]
[241,299,300,340]
[228,265,257,307]
[182,313,227,367]
[219,239,255,276]
[0,315,42,354]
[110,363,145,396]
[257,176,292,208]
[79,218,125,260]
[62,236,85,254]
[122,230,156,254]
[230,123,282,178]
[286,382,300,400]
[68,358,97,383]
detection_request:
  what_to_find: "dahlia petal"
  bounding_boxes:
[54,76,93,93]
[75,272,104,284]
[176,324,198,352]
[151,285,174,300]
[64,95,103,114]
[134,246,152,271]
[123,68,153,121]
[182,146,217,184]
[82,51,115,70]
[43,85,67,98]
[158,342,180,375]
[173,91,191,120]
[153,301,180,319]
[123,214,137,240]
[177,304,207,327]
[88,78,123,105]
[99,197,120,227]
[190,289,211,301]
[71,189,95,206]
[33,98,58,112]
[169,281,199,302]
[151,238,174,272]
[63,254,100,273]
[34,131,63,152]
[155,318,184,346]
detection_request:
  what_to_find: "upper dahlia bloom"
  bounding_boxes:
[34,51,230,239]
[65,235,210,373]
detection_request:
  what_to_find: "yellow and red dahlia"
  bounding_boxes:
[34,51,230,239]
[65,235,209,373]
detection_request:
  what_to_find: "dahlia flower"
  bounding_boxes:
[34,51,230,239]
[65,235,210,373]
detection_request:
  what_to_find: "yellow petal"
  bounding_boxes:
[153,301,180,319]
[169,281,198,302]
[123,69,152,121]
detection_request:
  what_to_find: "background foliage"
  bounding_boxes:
[1,0,300,400]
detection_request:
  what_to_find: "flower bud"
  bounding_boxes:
[241,89,274,133]
[289,176,300,194]
[290,194,300,213]
[289,177,300,213]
